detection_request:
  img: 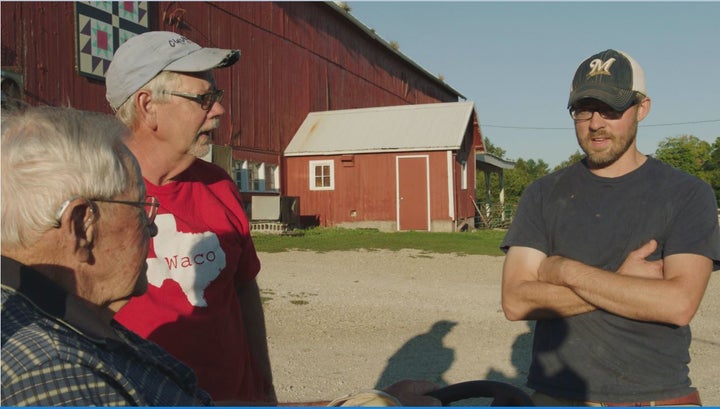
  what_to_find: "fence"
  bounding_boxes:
[474,201,516,229]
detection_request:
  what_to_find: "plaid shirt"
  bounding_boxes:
[1,256,214,406]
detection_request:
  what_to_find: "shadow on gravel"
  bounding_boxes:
[374,320,457,390]
[484,321,534,397]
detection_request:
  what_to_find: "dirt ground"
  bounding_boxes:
[257,249,720,405]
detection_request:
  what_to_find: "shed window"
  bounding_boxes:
[310,160,334,191]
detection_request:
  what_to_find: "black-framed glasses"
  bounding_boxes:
[93,196,160,225]
[569,103,635,121]
[163,89,224,110]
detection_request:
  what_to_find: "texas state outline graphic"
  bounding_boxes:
[146,213,226,307]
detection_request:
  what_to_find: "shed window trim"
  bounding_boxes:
[310,160,335,191]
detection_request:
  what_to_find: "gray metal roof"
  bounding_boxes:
[284,101,476,157]
[476,153,516,170]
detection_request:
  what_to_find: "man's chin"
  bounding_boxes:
[190,144,211,159]
[189,137,212,158]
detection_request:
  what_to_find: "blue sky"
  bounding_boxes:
[348,1,720,168]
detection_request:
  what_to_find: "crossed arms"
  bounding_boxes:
[501,240,713,326]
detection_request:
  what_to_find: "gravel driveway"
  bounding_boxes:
[257,249,720,405]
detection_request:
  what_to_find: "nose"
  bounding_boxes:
[208,100,226,117]
[588,111,605,131]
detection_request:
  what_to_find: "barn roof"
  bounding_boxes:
[284,101,476,157]
[325,2,465,99]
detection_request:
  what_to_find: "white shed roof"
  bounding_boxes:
[284,101,476,157]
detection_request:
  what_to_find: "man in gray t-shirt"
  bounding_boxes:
[501,49,720,406]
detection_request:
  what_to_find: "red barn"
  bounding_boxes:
[1,2,488,230]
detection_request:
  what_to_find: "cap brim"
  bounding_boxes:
[568,86,636,111]
[165,48,240,73]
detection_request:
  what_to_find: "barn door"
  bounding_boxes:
[396,155,430,231]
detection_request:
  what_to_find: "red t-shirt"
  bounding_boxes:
[115,159,265,401]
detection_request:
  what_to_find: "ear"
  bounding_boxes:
[636,97,651,122]
[60,199,97,263]
[136,89,159,130]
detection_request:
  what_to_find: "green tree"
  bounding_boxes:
[476,138,551,205]
[553,150,585,172]
[701,137,720,206]
[477,138,510,207]
[483,137,506,158]
[654,135,711,175]
[502,158,550,204]
[708,137,720,168]
[655,135,719,206]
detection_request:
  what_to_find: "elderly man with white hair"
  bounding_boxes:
[0,106,207,405]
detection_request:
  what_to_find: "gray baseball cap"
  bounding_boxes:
[568,49,646,111]
[105,31,240,110]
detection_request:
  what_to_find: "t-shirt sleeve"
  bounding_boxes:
[663,181,720,271]
[237,230,261,282]
[500,180,550,255]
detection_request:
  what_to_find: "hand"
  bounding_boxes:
[382,380,441,406]
[617,240,664,279]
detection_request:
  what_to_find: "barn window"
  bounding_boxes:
[461,161,468,190]
[265,164,279,191]
[309,160,334,191]
[235,160,280,192]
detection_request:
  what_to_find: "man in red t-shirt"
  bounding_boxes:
[104,31,274,403]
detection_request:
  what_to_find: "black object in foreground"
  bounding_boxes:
[426,380,534,407]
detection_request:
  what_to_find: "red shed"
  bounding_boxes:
[283,102,481,232]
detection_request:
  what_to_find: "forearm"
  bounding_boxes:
[542,255,712,326]
[237,279,276,402]
[501,246,596,321]
[502,278,596,321]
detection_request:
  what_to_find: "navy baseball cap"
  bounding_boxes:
[568,49,646,111]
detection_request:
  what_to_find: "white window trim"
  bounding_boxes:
[257,163,266,181]
[309,159,335,191]
[270,164,280,191]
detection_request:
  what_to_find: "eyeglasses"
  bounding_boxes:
[163,89,224,110]
[93,196,160,225]
[54,195,160,228]
[569,103,635,121]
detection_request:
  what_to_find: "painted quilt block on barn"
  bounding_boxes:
[75,2,149,80]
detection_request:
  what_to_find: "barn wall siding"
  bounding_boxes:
[284,150,460,231]
[2,1,459,165]
[1,2,110,111]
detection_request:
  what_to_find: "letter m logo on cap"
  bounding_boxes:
[587,57,616,79]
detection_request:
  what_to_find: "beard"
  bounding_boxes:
[188,137,211,158]
[189,118,220,159]
[579,119,638,169]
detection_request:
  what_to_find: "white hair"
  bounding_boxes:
[1,106,134,247]
[114,71,179,127]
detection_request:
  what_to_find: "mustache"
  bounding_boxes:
[588,130,611,139]
[198,118,220,135]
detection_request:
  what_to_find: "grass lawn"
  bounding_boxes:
[252,227,508,256]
